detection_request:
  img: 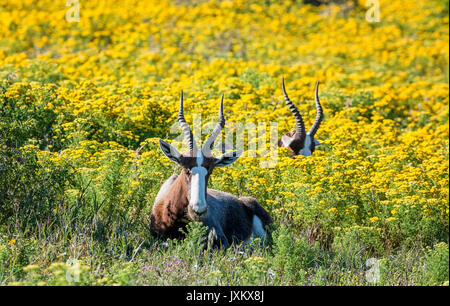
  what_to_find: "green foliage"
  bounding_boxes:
[240,68,272,90]
[271,225,323,284]
[424,242,449,285]
[0,81,61,150]
[0,143,71,230]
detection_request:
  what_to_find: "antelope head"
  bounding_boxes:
[158,91,242,221]
[278,77,324,157]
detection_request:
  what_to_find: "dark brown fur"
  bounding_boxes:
[150,170,190,239]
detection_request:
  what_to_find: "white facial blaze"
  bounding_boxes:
[299,133,312,157]
[281,134,294,148]
[190,150,208,215]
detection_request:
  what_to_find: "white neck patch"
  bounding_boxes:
[299,133,312,157]
[189,150,208,215]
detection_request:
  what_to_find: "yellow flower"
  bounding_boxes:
[369,217,380,223]
[8,239,16,245]
[23,264,40,272]
[0,0,447,258]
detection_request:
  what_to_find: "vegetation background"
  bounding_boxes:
[0,0,448,285]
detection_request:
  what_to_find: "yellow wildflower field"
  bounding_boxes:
[0,0,448,285]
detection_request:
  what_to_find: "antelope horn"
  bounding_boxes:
[178,90,197,154]
[282,77,306,141]
[308,81,324,137]
[202,94,225,156]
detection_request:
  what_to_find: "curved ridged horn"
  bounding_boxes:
[202,94,225,156]
[282,77,306,141]
[308,81,323,137]
[178,90,197,154]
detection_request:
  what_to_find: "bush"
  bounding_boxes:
[424,242,449,285]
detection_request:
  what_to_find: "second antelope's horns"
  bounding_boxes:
[308,81,324,137]
[178,90,197,153]
[282,77,306,142]
[202,94,225,155]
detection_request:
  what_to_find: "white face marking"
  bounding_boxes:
[189,150,208,215]
[281,135,294,148]
[299,133,312,157]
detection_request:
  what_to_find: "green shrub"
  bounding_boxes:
[424,242,449,285]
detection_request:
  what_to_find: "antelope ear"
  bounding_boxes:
[215,150,243,168]
[159,139,182,165]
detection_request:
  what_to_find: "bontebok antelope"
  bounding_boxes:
[278,78,324,157]
[150,91,272,248]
